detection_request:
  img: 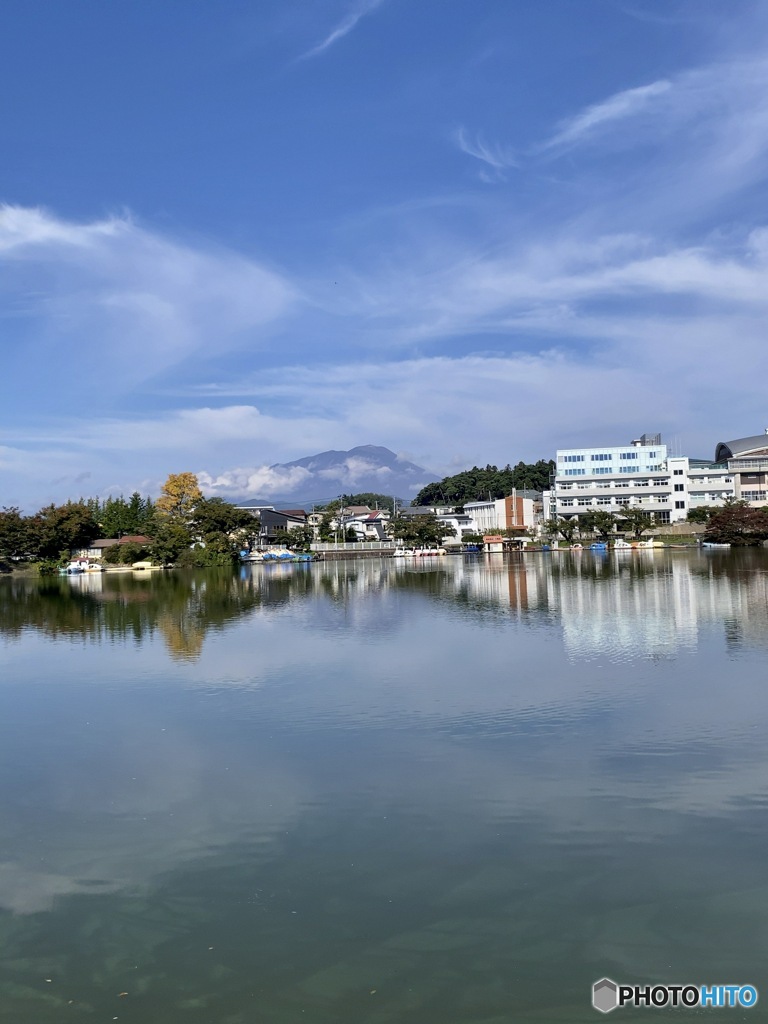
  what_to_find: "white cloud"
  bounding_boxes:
[0,204,297,390]
[454,127,518,180]
[297,0,385,60]
[542,79,672,149]
[317,456,393,483]
[199,464,312,497]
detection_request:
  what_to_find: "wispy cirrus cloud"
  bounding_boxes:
[541,79,673,149]
[0,204,297,394]
[453,127,518,182]
[297,0,385,61]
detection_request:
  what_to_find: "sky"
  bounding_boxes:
[3,0,768,508]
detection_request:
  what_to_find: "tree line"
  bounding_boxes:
[544,500,768,545]
[414,460,554,507]
[0,473,258,571]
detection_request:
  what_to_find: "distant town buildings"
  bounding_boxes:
[234,427,768,547]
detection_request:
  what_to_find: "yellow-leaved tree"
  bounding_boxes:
[155,472,203,522]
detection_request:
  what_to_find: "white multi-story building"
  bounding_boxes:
[545,433,734,525]
[715,431,768,506]
[463,493,538,533]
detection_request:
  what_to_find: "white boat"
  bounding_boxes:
[85,562,104,572]
[393,547,416,558]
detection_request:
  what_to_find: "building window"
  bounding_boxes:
[615,481,629,488]
[673,469,684,476]
[593,467,612,474]
[563,455,585,463]
[655,511,671,524]
[674,484,684,492]
[619,466,639,474]
[596,497,611,505]
[652,478,667,485]
[647,451,657,458]
[675,500,686,509]
[636,479,649,486]
[658,496,668,503]
[620,452,639,460]
[616,497,631,506]
[577,483,590,489]
[577,498,591,506]
[591,454,611,461]
[564,469,586,476]
[560,483,573,490]
[561,498,575,507]
[742,491,767,501]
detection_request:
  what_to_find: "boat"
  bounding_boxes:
[259,548,316,563]
[393,547,416,558]
[60,560,86,575]
[614,539,631,550]
[85,562,105,572]
[589,542,608,551]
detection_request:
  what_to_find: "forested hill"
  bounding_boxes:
[413,460,554,506]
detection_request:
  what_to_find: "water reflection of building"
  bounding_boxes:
[530,553,768,659]
[4,552,768,662]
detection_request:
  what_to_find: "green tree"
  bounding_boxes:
[579,509,617,539]
[551,516,578,544]
[103,541,151,566]
[97,492,156,537]
[317,500,342,542]
[0,507,31,560]
[272,525,314,551]
[704,501,768,546]
[687,505,718,525]
[413,459,554,506]
[391,514,455,547]
[29,501,100,559]
[190,497,254,540]
[617,506,653,539]
[150,520,192,565]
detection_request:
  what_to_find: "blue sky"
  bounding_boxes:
[3,0,768,507]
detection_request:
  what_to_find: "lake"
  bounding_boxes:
[1,550,767,1022]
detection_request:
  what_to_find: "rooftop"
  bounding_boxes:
[715,433,768,461]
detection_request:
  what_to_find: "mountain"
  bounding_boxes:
[220,445,439,507]
[275,445,439,505]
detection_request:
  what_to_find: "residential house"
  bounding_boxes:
[73,535,152,560]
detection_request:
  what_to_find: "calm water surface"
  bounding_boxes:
[1,551,768,1022]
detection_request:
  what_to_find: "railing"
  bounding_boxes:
[311,541,395,552]
[729,459,768,471]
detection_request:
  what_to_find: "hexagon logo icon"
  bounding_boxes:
[593,978,619,1013]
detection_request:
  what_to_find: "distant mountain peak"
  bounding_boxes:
[202,444,438,505]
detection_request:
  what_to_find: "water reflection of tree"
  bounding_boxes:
[0,572,264,661]
[4,553,768,658]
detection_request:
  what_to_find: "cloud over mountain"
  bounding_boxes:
[198,445,438,502]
